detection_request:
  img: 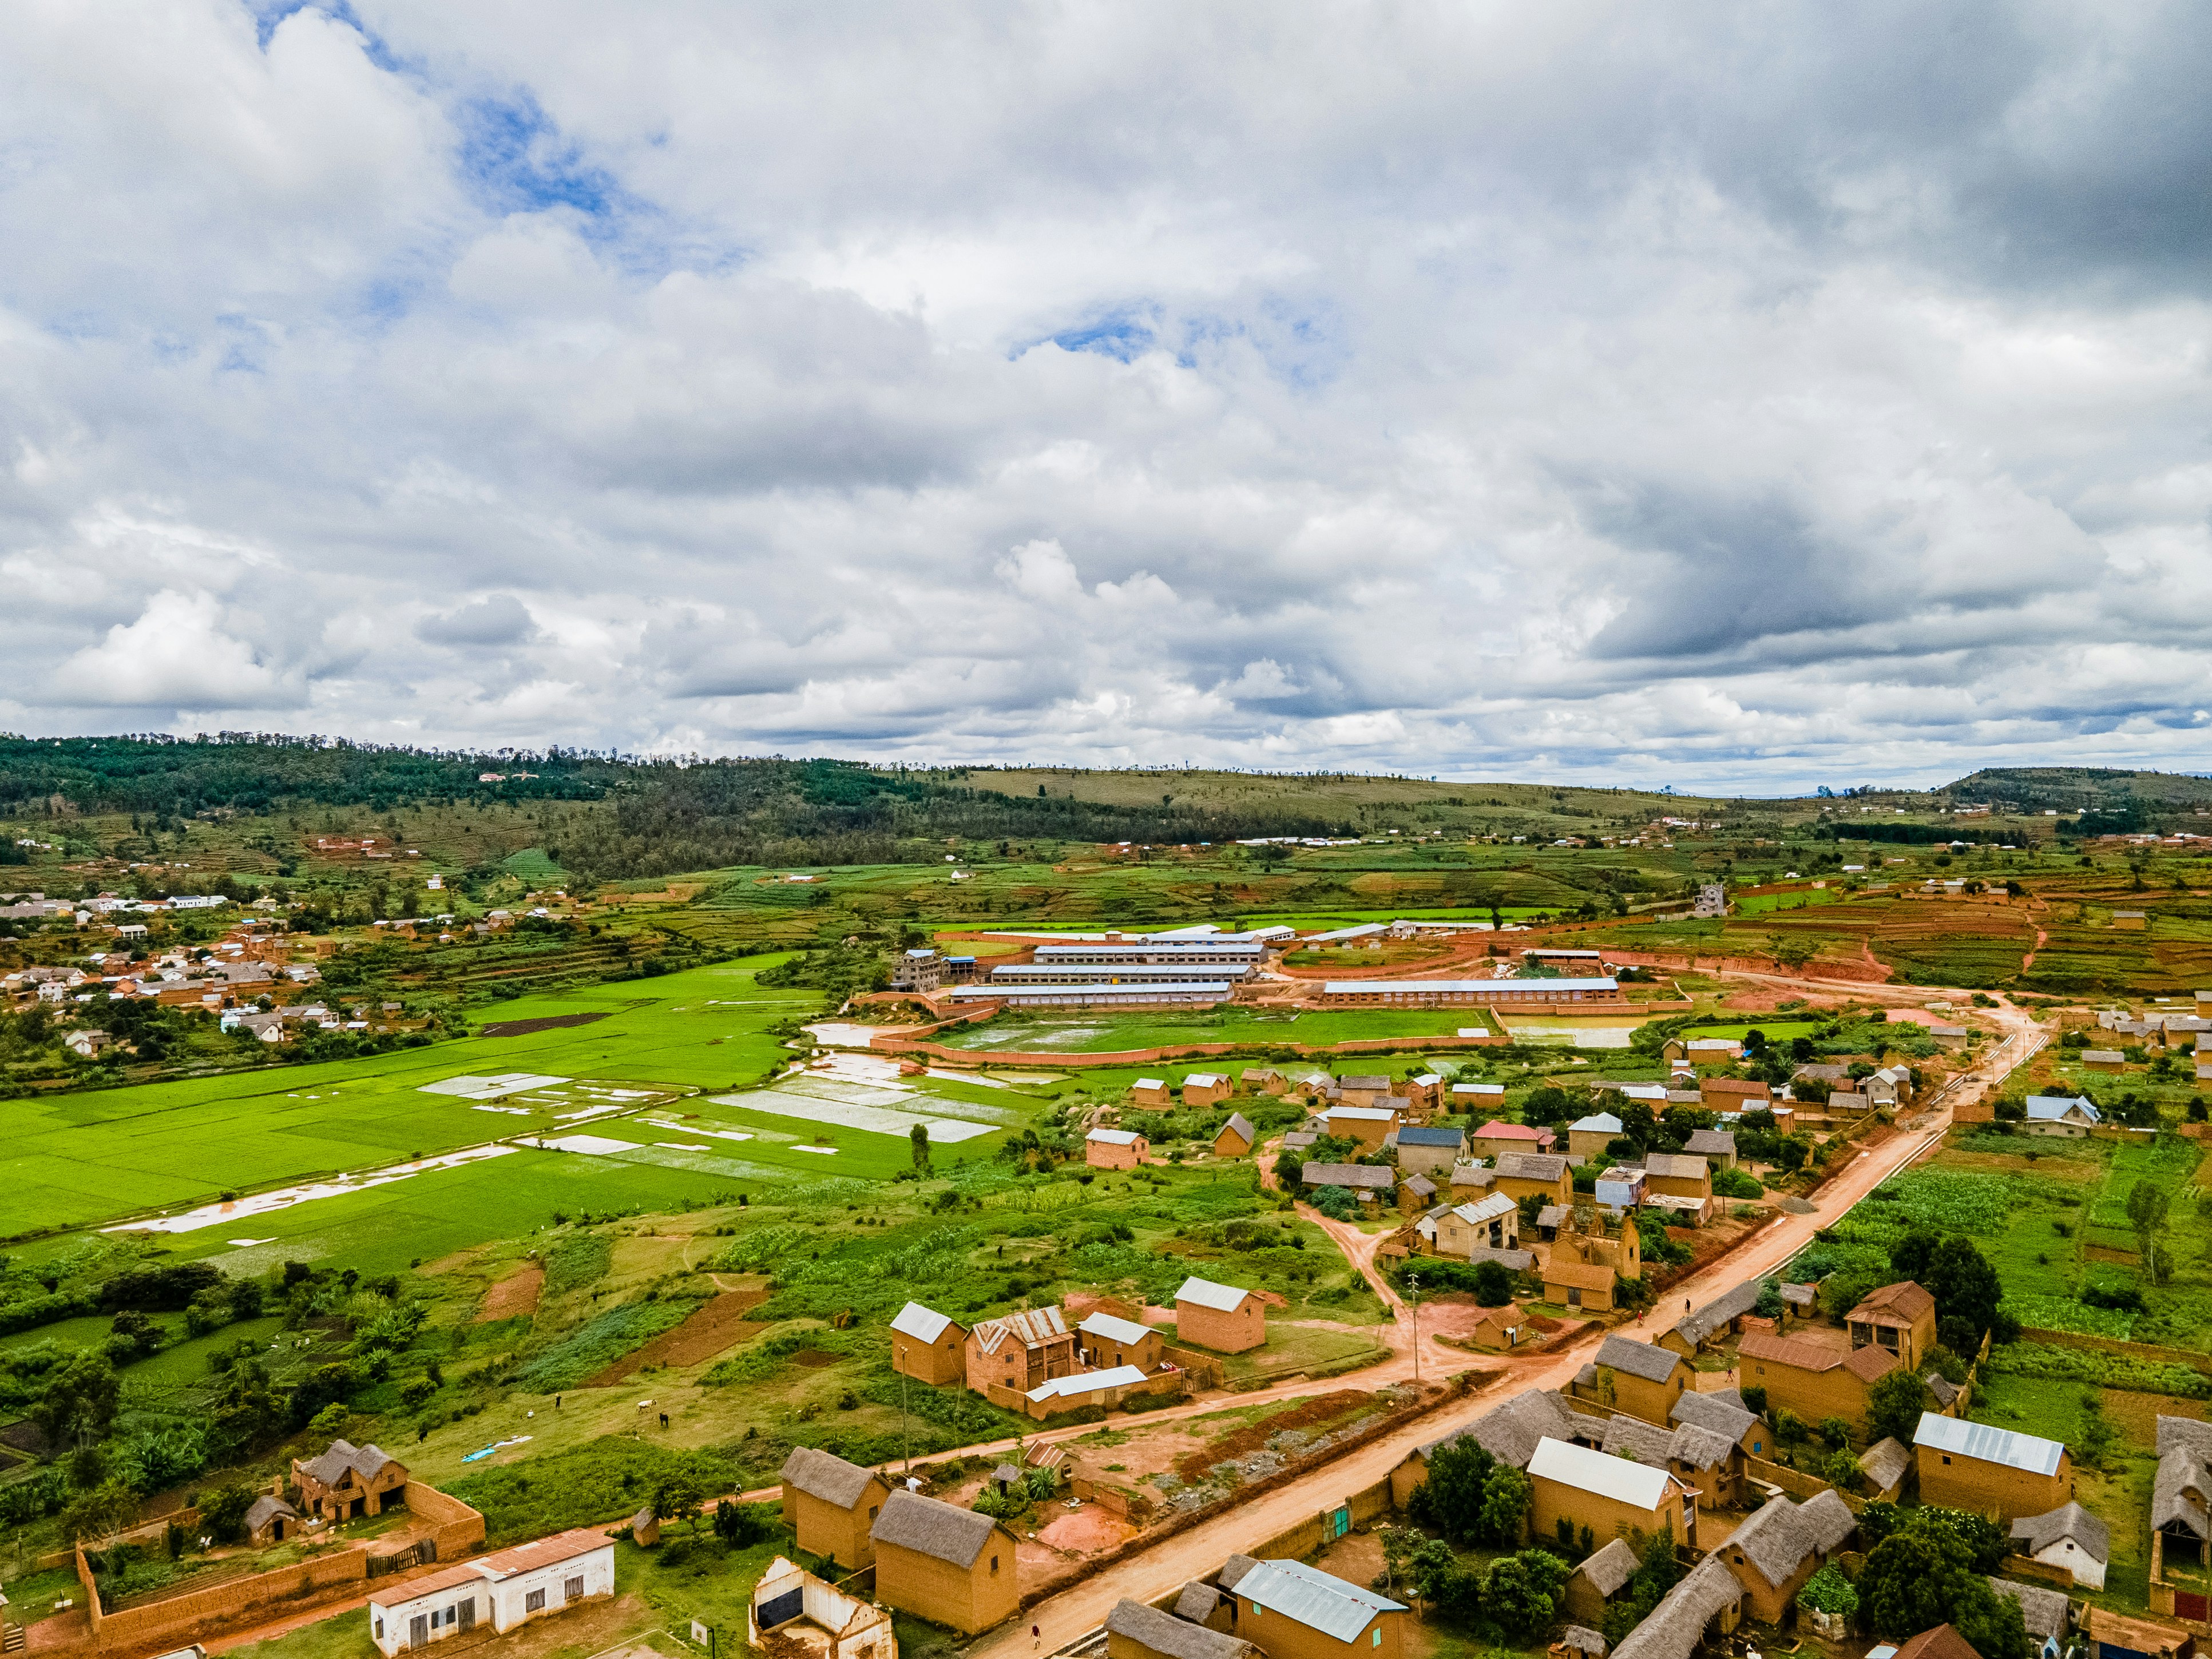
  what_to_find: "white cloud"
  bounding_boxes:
[47,590,298,710]
[0,3,2209,786]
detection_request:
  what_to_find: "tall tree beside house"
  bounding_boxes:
[1925,1235,2004,1347]
[2127,1181,2173,1284]
[1860,1512,2027,1659]
[1409,1439,1525,1546]
[1865,1369,1932,1444]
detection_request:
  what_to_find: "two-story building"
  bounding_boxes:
[965,1307,1082,1395]
[293,1440,407,1523]
[1737,1331,1898,1437]
[1846,1281,1937,1369]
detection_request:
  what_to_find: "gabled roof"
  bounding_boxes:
[780,1446,883,1509]
[1467,1246,1536,1270]
[1184,1073,1228,1087]
[1104,1599,1258,1659]
[1738,1331,1849,1372]
[1028,1364,1148,1403]
[971,1306,1073,1354]
[1560,1628,1608,1657]
[1302,1162,1397,1189]
[1610,1556,1743,1659]
[1575,1537,1641,1598]
[1528,1436,1676,1508]
[1843,1345,1901,1384]
[300,1438,397,1489]
[2026,1095,2100,1122]
[1235,1559,1405,1642]
[1682,1130,1735,1156]
[1594,1335,1684,1385]
[2011,1500,2110,1562]
[1451,1191,1518,1225]
[1988,1578,2071,1645]
[1670,1390,1758,1445]
[890,1301,960,1343]
[1643,1154,1709,1180]
[1859,1436,1911,1493]
[1323,1104,1399,1123]
[1419,1387,1578,1467]
[244,1494,298,1530]
[1570,1112,1624,1134]
[1341,1074,1392,1090]
[869,1488,1004,1567]
[1474,1120,1552,1142]
[1892,1628,1984,1659]
[1088,1128,1144,1146]
[1850,1281,1936,1324]
[1402,1174,1437,1198]
[1496,1152,1569,1181]
[1175,1582,1225,1624]
[1668,1280,1761,1348]
[1546,1261,1615,1291]
[1914,1411,2065,1475]
[1080,1310,1152,1346]
[1175,1276,1254,1313]
[477,1526,617,1579]
[1217,1112,1256,1143]
[1720,1489,1855,1588]
[1396,1125,1465,1148]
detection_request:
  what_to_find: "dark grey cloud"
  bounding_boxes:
[416,594,536,647]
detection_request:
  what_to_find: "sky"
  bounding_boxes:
[2,2,2209,795]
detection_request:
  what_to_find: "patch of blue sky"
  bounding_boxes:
[1042,308,1158,362]
[458,92,625,223]
[247,1,411,74]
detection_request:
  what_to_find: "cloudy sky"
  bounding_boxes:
[3,2,2209,792]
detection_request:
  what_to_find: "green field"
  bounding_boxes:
[936,1005,1507,1054]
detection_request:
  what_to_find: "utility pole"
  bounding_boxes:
[1406,1272,1420,1385]
[900,1369,913,1474]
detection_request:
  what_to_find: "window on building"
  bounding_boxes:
[375,1619,384,1640]
[526,1589,547,1613]
[1372,1632,1381,1648]
[565,1577,584,1602]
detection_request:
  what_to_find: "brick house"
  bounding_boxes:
[890,1301,969,1385]
[1738,1331,1898,1437]
[1492,1153,1572,1209]
[1229,1558,1408,1659]
[965,1306,1082,1394]
[1712,1490,1857,1623]
[1528,1436,1698,1552]
[1846,1281,1937,1369]
[1914,1412,2073,1520]
[1470,1121,1559,1160]
[1175,1277,1267,1354]
[1183,1074,1233,1107]
[293,1439,407,1522]
[1582,1336,1690,1425]
[1212,1113,1256,1158]
[780,1446,891,1569]
[1086,1129,1149,1169]
[868,1490,1019,1635]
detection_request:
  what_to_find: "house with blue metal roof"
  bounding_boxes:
[1230,1559,1408,1659]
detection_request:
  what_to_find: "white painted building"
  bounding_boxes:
[366,1527,614,1656]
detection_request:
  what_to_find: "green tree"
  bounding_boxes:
[653,1471,708,1534]
[910,1122,931,1173]
[31,1351,120,1449]
[1865,1368,1933,1445]
[1925,1236,2003,1343]
[1477,1466,1533,1546]
[1407,1439,1497,1542]
[1470,1261,1515,1306]
[201,1483,256,1543]
[1482,1550,1569,1636]
[58,1480,139,1545]
[1860,1531,1957,1638]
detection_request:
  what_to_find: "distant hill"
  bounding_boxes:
[1945,767,2212,812]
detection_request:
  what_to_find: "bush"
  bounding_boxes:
[1798,1562,1859,1617]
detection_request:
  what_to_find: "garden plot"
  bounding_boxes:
[105,1145,518,1234]
[420,1072,569,1099]
[708,1086,999,1142]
